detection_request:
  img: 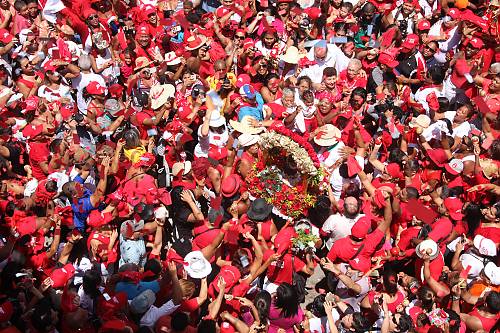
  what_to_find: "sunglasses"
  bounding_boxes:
[424,45,437,52]
[235,35,245,40]
[88,14,98,20]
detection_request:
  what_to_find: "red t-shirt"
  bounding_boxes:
[265,251,305,284]
[28,141,50,180]
[327,228,385,263]
[415,252,444,283]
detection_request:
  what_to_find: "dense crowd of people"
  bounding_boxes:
[0,0,498,332]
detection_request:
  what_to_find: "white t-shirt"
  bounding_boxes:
[443,111,471,138]
[72,72,106,114]
[139,300,180,328]
[303,44,350,84]
[194,126,229,158]
[322,213,365,249]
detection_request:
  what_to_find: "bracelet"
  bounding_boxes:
[452,295,460,301]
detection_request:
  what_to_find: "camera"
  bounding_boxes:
[299,18,312,30]
[72,112,84,123]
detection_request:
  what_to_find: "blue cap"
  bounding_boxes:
[239,84,256,99]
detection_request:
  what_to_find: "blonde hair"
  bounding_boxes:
[179,279,196,298]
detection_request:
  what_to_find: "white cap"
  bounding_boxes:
[473,235,497,257]
[484,262,500,285]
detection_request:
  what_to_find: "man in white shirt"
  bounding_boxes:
[322,196,365,250]
[302,40,350,84]
[71,54,106,115]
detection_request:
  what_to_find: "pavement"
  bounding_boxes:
[304,264,326,306]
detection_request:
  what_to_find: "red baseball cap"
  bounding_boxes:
[444,158,464,175]
[87,210,113,228]
[137,24,151,36]
[378,52,399,68]
[22,124,44,139]
[349,256,371,273]
[351,216,371,239]
[401,34,419,49]
[87,81,106,95]
[212,265,241,293]
[427,148,448,167]
[448,8,461,20]
[417,19,431,31]
[443,197,464,220]
[450,58,473,88]
[236,74,251,88]
[50,263,76,288]
[467,37,484,49]
[0,29,13,44]
[386,163,403,179]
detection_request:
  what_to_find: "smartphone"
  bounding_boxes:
[73,133,80,144]
[147,128,158,137]
[330,36,348,44]
[240,255,250,268]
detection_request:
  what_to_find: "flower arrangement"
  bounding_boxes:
[260,124,320,176]
[247,166,316,218]
[291,228,319,252]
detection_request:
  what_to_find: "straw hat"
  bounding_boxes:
[313,124,341,147]
[229,116,264,135]
[185,35,207,51]
[280,46,301,64]
[134,57,152,72]
[479,158,499,179]
[150,84,175,110]
[409,114,431,129]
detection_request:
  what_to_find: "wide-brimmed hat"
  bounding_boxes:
[229,116,264,135]
[409,114,431,129]
[164,51,181,65]
[185,35,207,51]
[479,158,499,179]
[313,124,341,147]
[238,133,260,147]
[221,174,241,198]
[184,251,212,279]
[416,239,439,260]
[134,57,152,72]
[130,290,156,314]
[207,111,226,127]
[172,161,192,177]
[280,46,301,64]
[150,84,175,110]
[247,198,272,221]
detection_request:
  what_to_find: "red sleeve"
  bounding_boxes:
[364,228,385,254]
[327,246,338,262]
[135,112,150,125]
[428,219,453,243]
[397,227,418,251]
[178,298,200,312]
[292,256,306,273]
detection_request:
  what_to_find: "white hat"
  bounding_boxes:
[313,124,341,147]
[473,235,497,257]
[154,206,168,220]
[416,239,439,260]
[484,262,500,285]
[265,282,279,294]
[238,133,260,147]
[208,111,226,127]
[171,161,192,178]
[184,251,212,279]
[280,46,301,64]
[164,51,181,65]
[229,116,264,135]
[150,84,175,110]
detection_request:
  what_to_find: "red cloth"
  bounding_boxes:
[327,229,385,263]
[265,251,305,284]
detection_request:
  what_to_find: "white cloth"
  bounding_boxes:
[460,252,487,279]
[328,155,364,200]
[139,300,180,328]
[303,44,350,84]
[413,86,446,114]
[442,111,471,138]
[42,0,65,23]
[322,213,365,250]
[194,126,229,158]
[428,21,461,53]
[72,72,106,114]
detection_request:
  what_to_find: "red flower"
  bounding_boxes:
[304,229,310,234]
